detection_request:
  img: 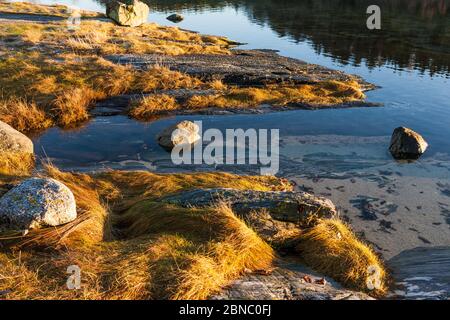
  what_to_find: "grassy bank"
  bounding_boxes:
[0,164,386,299]
[0,2,367,133]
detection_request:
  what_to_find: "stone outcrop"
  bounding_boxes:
[107,50,374,88]
[211,262,373,300]
[157,120,201,150]
[162,188,337,228]
[106,0,149,27]
[389,127,428,160]
[0,178,77,231]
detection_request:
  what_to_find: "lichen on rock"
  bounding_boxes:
[0,177,77,231]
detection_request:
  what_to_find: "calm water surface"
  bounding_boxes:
[21,0,450,299]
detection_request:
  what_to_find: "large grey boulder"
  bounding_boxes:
[106,0,149,27]
[162,188,337,228]
[0,120,33,155]
[0,178,77,231]
[389,127,428,160]
[157,120,201,150]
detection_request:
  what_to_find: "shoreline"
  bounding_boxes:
[0,2,389,300]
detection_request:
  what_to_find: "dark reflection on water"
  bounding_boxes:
[133,0,450,76]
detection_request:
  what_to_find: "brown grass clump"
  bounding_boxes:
[0,98,53,132]
[51,88,95,127]
[133,66,204,92]
[129,94,179,120]
[171,203,274,300]
[295,219,387,296]
[0,166,285,300]
[0,152,34,177]
[186,81,365,110]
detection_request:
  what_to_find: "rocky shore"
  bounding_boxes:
[0,1,388,300]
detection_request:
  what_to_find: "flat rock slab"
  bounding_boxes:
[211,261,373,300]
[162,188,337,225]
[106,50,373,87]
[388,246,450,300]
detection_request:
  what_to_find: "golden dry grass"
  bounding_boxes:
[295,219,387,296]
[51,87,98,127]
[0,3,367,131]
[0,152,34,177]
[133,66,204,92]
[0,166,388,299]
[186,81,365,109]
[0,98,53,132]
[0,166,284,299]
[0,2,235,132]
[129,94,179,119]
[127,80,366,120]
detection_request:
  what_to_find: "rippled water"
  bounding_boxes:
[19,0,450,299]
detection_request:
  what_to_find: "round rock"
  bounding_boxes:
[167,13,184,23]
[0,178,77,231]
[0,120,33,154]
[157,120,200,150]
[389,127,428,160]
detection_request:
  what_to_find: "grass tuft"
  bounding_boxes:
[0,98,53,132]
[129,94,179,119]
[0,152,34,177]
[295,219,387,296]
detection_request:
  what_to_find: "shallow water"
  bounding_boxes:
[20,0,450,298]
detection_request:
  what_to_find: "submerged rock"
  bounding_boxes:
[389,127,428,160]
[162,188,337,228]
[106,0,149,27]
[166,13,184,23]
[0,178,77,231]
[157,120,200,150]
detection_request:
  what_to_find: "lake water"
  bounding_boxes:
[19,0,450,299]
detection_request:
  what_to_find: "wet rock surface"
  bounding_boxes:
[107,50,374,87]
[162,188,337,227]
[166,13,184,23]
[0,178,77,231]
[388,246,450,300]
[211,261,373,300]
[389,127,428,160]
